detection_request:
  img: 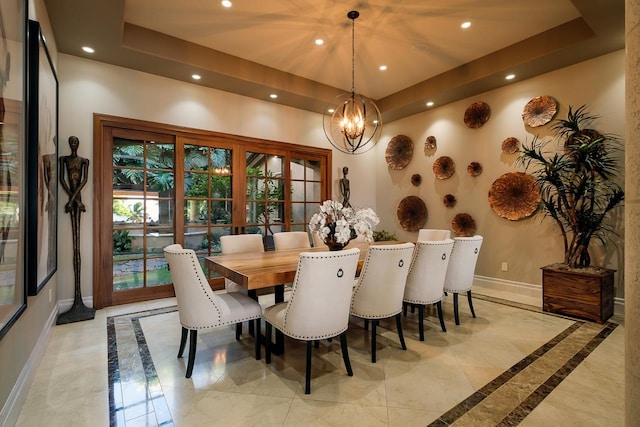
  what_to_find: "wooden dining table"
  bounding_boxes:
[204,240,383,354]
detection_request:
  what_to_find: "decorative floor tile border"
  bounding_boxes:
[106,297,617,427]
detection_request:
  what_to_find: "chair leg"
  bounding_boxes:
[305,340,312,394]
[339,332,353,377]
[395,313,407,350]
[364,319,369,330]
[235,323,242,341]
[186,329,197,378]
[254,318,261,360]
[418,305,425,341]
[371,319,378,363]
[411,304,416,313]
[178,327,188,358]
[314,340,320,348]
[402,302,408,317]
[435,301,447,332]
[467,290,476,318]
[453,293,460,325]
[265,322,272,364]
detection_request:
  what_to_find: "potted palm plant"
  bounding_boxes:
[517,105,624,323]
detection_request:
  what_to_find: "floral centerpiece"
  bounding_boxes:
[309,200,379,250]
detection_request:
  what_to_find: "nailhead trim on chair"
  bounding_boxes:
[277,251,355,340]
[350,245,412,319]
[171,249,260,330]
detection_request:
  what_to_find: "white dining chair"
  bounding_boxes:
[220,234,264,293]
[264,248,360,394]
[163,244,262,378]
[417,229,451,241]
[273,231,312,251]
[444,235,484,325]
[350,243,415,363]
[311,230,328,248]
[403,239,454,340]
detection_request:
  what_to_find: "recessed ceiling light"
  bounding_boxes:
[81,46,95,53]
[461,21,471,29]
[426,101,435,107]
[191,74,201,80]
[505,74,516,80]
[221,1,232,7]
[315,39,324,46]
[270,94,278,99]
[379,65,387,71]
[328,108,335,113]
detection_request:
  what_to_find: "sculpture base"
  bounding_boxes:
[56,301,96,325]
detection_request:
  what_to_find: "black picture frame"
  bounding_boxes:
[0,0,27,340]
[26,19,58,296]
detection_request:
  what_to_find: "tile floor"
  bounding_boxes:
[14,284,625,426]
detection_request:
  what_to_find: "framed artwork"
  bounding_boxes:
[0,0,27,340]
[27,19,58,296]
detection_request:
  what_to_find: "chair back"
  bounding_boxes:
[404,239,454,304]
[417,229,451,241]
[311,230,328,248]
[163,244,222,328]
[444,236,483,293]
[281,248,360,340]
[351,243,415,318]
[220,234,265,254]
[273,231,312,251]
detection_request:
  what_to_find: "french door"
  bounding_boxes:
[93,115,331,308]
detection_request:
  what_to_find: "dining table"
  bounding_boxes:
[205,240,386,354]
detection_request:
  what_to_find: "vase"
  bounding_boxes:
[323,237,350,251]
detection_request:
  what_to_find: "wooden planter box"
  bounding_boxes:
[542,265,615,323]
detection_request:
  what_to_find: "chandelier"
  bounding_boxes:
[323,10,382,155]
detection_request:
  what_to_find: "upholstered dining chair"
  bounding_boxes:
[264,248,360,394]
[311,230,328,248]
[273,231,312,251]
[220,234,264,293]
[417,229,451,241]
[403,239,455,340]
[350,242,415,363]
[163,244,262,378]
[443,235,484,325]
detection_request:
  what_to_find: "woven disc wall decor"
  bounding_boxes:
[385,135,414,169]
[501,137,520,154]
[522,96,557,127]
[425,135,437,150]
[397,196,427,231]
[411,173,422,186]
[443,194,457,208]
[488,172,541,220]
[433,156,455,179]
[464,101,491,128]
[452,213,476,237]
[467,162,483,177]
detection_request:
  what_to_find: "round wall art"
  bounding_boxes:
[467,162,483,177]
[452,213,476,237]
[433,156,455,179]
[385,134,414,169]
[397,196,427,231]
[488,172,541,220]
[411,173,422,186]
[522,96,558,127]
[464,101,491,128]
[501,137,520,154]
[443,194,457,208]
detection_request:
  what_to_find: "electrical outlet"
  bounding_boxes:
[48,288,53,303]
[501,262,508,272]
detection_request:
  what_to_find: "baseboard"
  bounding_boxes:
[474,275,625,318]
[0,304,58,427]
[57,296,94,313]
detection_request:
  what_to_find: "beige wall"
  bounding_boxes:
[374,50,625,294]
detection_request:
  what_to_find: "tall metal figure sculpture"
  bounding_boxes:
[56,136,95,324]
[340,166,351,208]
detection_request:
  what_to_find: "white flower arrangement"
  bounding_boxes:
[309,200,380,245]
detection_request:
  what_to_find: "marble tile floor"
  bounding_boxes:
[14,289,624,427]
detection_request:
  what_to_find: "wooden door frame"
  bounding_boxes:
[93,114,331,308]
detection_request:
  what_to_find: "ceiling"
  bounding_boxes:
[44,0,624,123]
